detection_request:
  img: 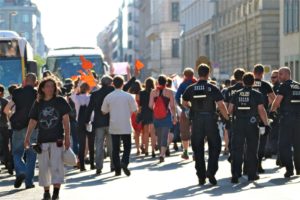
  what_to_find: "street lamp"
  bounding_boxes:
[243,3,250,71]
[9,11,18,30]
[179,24,186,73]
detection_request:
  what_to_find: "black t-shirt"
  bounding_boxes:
[230,87,264,117]
[273,82,280,95]
[278,80,300,113]
[182,80,224,113]
[0,97,8,127]
[10,86,37,130]
[29,96,71,143]
[253,79,273,109]
[224,83,244,103]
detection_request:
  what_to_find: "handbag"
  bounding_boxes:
[63,148,77,166]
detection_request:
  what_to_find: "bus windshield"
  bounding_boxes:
[0,59,23,87]
[0,40,21,58]
[46,55,104,80]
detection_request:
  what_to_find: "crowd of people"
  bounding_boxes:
[0,63,300,200]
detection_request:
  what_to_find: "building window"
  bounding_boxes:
[128,41,133,49]
[22,14,30,23]
[254,0,260,11]
[284,0,300,34]
[295,60,300,81]
[172,39,179,58]
[294,0,299,32]
[128,55,133,63]
[128,13,132,21]
[113,51,118,59]
[128,26,133,35]
[171,2,179,22]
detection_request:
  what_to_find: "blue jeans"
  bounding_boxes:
[12,128,37,187]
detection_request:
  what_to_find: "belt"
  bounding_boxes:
[280,112,300,117]
[194,112,215,115]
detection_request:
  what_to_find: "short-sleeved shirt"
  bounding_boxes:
[253,79,273,109]
[10,85,37,129]
[182,80,223,113]
[101,89,137,135]
[273,82,280,95]
[277,80,300,113]
[224,83,243,103]
[0,97,8,127]
[29,96,71,143]
[230,87,264,117]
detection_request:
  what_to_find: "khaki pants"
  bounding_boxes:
[180,112,191,141]
[38,143,65,186]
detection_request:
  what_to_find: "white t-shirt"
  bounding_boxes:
[101,89,137,135]
[70,93,90,121]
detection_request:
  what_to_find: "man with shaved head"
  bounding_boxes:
[270,67,300,178]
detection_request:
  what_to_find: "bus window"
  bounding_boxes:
[0,40,20,57]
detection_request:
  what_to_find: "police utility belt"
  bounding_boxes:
[233,105,258,124]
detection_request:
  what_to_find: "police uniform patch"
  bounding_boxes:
[237,91,251,110]
[291,83,300,103]
[250,116,257,124]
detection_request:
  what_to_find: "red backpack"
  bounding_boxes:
[153,90,168,120]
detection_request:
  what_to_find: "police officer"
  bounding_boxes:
[228,72,270,183]
[224,68,245,161]
[252,64,275,173]
[270,67,300,178]
[182,64,229,186]
[267,70,281,165]
[224,68,246,106]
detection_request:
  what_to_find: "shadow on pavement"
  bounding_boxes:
[64,172,126,189]
[0,187,25,198]
[147,176,300,199]
[129,159,193,172]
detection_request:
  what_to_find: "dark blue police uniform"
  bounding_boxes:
[277,80,300,176]
[183,80,223,182]
[230,87,264,180]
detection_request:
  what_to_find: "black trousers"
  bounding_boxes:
[231,118,259,178]
[0,127,13,167]
[78,125,95,169]
[267,119,280,155]
[258,124,267,161]
[279,114,300,172]
[111,134,131,173]
[191,114,221,179]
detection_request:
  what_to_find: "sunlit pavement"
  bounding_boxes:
[1,146,299,200]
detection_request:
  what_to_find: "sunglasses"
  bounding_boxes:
[271,76,277,79]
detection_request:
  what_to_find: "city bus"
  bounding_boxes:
[0,30,38,88]
[44,47,109,81]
